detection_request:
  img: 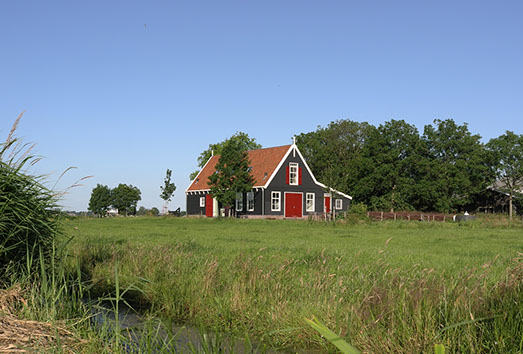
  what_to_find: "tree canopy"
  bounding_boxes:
[111,184,141,216]
[189,131,261,180]
[208,137,255,215]
[486,131,523,219]
[160,169,176,213]
[297,118,503,213]
[88,184,113,217]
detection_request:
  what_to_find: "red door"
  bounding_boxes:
[324,196,331,213]
[205,194,213,217]
[285,193,302,217]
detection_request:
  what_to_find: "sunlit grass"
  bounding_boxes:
[64,217,523,352]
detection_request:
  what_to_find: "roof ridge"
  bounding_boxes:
[246,144,291,153]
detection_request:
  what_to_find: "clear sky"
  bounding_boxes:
[1,0,522,212]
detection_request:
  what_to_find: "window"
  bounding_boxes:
[271,191,281,211]
[336,199,343,210]
[235,193,243,211]
[247,192,255,211]
[200,196,205,207]
[289,163,298,185]
[306,193,315,212]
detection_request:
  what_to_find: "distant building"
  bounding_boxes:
[106,207,118,216]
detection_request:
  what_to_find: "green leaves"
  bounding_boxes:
[305,316,360,353]
[88,184,113,216]
[486,131,523,219]
[190,132,261,180]
[160,169,177,212]
[208,137,255,212]
[112,184,141,216]
[298,118,496,213]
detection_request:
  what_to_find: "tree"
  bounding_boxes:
[486,131,523,219]
[421,119,488,212]
[88,184,113,217]
[208,137,255,216]
[112,184,141,216]
[136,206,147,216]
[296,119,375,203]
[189,131,261,180]
[361,120,424,212]
[160,169,176,214]
[149,207,160,216]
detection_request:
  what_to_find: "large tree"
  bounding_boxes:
[360,120,424,212]
[208,138,255,216]
[421,119,488,212]
[88,184,113,217]
[112,184,141,216]
[486,131,523,219]
[160,169,176,214]
[296,119,374,201]
[189,132,261,180]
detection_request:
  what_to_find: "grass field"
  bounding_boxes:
[63,217,523,352]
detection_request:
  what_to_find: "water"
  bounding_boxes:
[87,300,284,353]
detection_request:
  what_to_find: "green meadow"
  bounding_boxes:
[64,216,523,352]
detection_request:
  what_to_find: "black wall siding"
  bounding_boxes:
[186,193,207,216]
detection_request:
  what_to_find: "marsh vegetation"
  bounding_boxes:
[62,216,522,352]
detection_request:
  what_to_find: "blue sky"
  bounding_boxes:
[1,0,522,212]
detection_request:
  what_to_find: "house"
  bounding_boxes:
[185,142,352,218]
[476,179,523,214]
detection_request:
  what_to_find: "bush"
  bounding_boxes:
[0,128,60,277]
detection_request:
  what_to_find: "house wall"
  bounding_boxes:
[186,193,207,216]
[235,189,264,217]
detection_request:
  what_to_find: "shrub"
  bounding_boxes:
[0,118,60,278]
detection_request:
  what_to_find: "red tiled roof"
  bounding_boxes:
[186,145,291,191]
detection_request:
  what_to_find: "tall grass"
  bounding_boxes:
[0,135,60,277]
[67,217,523,352]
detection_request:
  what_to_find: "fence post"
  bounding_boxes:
[381,212,383,222]
[394,213,397,221]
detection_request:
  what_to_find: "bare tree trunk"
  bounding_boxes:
[509,193,513,220]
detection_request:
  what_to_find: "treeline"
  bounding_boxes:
[296,119,523,214]
[88,183,141,216]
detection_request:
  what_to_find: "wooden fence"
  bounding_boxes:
[367,211,455,222]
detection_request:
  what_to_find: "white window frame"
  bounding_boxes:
[271,191,281,211]
[289,162,298,185]
[200,196,205,207]
[336,199,343,210]
[235,193,243,211]
[247,191,255,211]
[306,193,315,212]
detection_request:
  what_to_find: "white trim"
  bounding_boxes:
[284,191,303,217]
[289,162,298,185]
[271,191,281,212]
[306,192,315,212]
[262,144,352,200]
[247,191,255,211]
[263,146,294,188]
[185,155,216,193]
[235,193,243,211]
[316,181,352,200]
[335,199,343,210]
[200,196,205,207]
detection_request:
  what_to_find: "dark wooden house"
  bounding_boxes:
[185,143,352,218]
